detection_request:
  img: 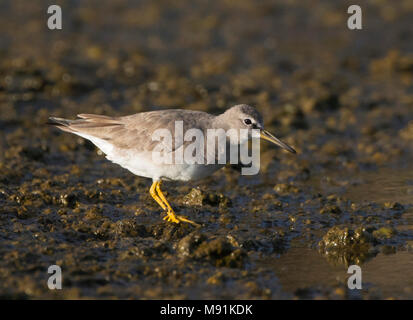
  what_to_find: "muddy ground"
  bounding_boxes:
[0,0,412,299]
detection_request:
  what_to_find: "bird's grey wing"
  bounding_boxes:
[49,110,210,153]
[120,110,211,152]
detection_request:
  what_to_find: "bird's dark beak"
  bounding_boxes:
[260,129,296,154]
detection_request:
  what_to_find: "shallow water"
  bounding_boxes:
[313,165,413,205]
[268,247,413,299]
[272,166,413,299]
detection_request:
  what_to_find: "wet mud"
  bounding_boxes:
[0,0,412,299]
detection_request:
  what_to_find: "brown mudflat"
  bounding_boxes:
[0,0,412,299]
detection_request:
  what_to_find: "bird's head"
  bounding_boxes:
[217,104,296,153]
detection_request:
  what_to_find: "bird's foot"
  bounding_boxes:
[175,215,200,227]
[163,211,180,224]
[163,210,200,227]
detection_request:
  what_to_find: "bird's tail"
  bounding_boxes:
[47,117,77,133]
[47,114,122,133]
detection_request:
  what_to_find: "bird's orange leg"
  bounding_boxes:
[149,181,167,211]
[155,181,199,226]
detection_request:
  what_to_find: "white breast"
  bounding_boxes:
[75,132,224,181]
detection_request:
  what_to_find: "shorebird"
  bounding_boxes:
[48,104,296,226]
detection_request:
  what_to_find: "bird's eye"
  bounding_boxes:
[244,119,252,125]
